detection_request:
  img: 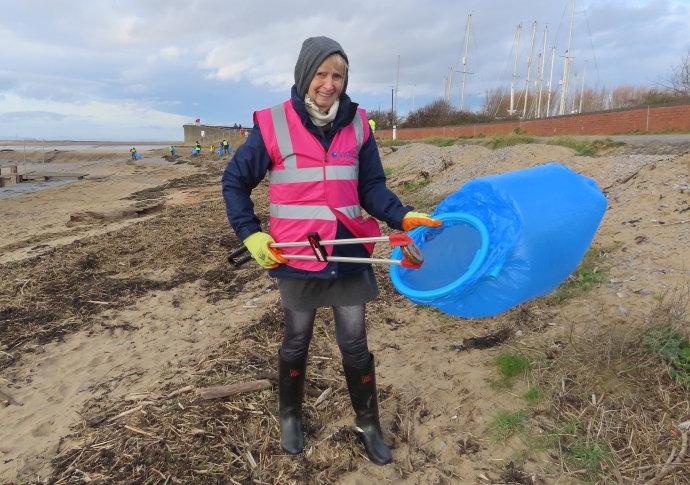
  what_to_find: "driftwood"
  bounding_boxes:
[66,200,165,227]
[196,379,273,400]
[256,371,322,397]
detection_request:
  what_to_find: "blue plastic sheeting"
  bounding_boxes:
[192,149,198,155]
[390,163,608,318]
[134,153,142,159]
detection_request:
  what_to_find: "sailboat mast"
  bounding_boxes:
[394,54,400,118]
[522,21,537,118]
[559,0,576,115]
[460,14,472,111]
[509,24,521,115]
[546,46,556,117]
[579,59,587,113]
[537,26,548,118]
[570,72,578,113]
[448,67,453,104]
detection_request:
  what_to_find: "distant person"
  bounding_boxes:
[195,141,201,152]
[233,123,238,130]
[368,118,376,133]
[238,124,242,130]
[130,147,137,160]
[239,128,245,136]
[223,139,229,152]
[210,144,215,153]
[169,145,176,156]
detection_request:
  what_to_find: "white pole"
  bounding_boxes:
[537,27,548,118]
[570,72,578,113]
[394,54,400,118]
[447,67,455,104]
[460,14,471,111]
[559,0,576,115]
[523,21,537,118]
[579,59,587,113]
[509,24,522,115]
[546,46,556,117]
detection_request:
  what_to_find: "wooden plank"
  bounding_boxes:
[22,172,89,181]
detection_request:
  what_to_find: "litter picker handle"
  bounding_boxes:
[227,246,253,268]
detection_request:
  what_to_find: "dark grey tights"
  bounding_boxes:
[280,305,370,368]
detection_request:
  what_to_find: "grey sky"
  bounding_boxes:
[1,0,688,141]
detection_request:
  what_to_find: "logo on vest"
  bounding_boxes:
[331,150,357,160]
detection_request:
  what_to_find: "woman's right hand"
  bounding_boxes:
[243,232,288,269]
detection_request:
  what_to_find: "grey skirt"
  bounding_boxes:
[277,267,379,311]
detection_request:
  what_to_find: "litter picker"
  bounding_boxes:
[228,232,424,269]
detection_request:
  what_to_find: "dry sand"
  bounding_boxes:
[1,136,690,484]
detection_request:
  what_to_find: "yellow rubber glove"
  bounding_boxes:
[401,212,443,232]
[243,232,288,269]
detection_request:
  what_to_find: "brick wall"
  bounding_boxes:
[376,103,690,140]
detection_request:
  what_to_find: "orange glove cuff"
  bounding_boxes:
[401,212,443,232]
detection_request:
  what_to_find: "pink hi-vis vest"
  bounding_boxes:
[254,100,381,271]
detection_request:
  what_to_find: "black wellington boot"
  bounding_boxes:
[343,354,393,465]
[278,353,307,454]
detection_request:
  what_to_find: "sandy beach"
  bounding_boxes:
[1,136,689,484]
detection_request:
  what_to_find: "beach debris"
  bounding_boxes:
[196,379,273,400]
[66,200,165,227]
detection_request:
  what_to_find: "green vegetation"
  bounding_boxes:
[643,326,690,388]
[522,386,543,404]
[482,133,536,150]
[567,442,610,474]
[551,245,616,304]
[383,167,394,176]
[488,410,529,441]
[378,135,482,148]
[546,136,625,156]
[473,133,626,155]
[403,179,430,191]
[492,352,531,389]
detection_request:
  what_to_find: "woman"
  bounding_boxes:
[222,36,440,465]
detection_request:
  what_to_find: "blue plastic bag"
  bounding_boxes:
[390,163,608,318]
[192,148,198,155]
[135,153,142,159]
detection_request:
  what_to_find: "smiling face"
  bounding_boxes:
[307,57,345,113]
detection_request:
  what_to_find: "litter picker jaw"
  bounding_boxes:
[227,232,424,269]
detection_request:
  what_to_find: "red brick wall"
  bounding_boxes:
[376,103,690,140]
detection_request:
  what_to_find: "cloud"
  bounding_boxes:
[124,84,150,94]
[0,94,187,141]
[3,111,67,122]
[1,0,689,138]
[160,46,182,60]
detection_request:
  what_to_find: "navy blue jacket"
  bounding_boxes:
[222,86,412,279]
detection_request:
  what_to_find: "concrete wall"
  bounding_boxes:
[182,124,249,147]
[376,103,690,140]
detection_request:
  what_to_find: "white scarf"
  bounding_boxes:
[304,94,339,126]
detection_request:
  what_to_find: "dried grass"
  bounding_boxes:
[525,288,690,484]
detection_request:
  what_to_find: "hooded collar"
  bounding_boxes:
[290,85,358,144]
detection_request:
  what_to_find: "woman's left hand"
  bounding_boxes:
[401,212,443,232]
